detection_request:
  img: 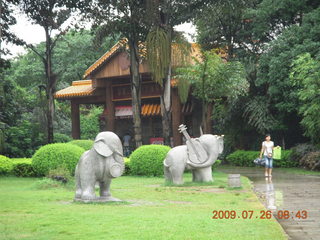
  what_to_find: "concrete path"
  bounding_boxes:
[219,166,320,240]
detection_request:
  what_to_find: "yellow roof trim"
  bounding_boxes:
[54,80,95,99]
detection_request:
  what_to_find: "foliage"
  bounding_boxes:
[32,143,84,176]
[289,143,318,164]
[176,51,248,103]
[146,27,170,85]
[123,157,130,175]
[226,150,258,167]
[0,155,13,175]
[290,53,320,143]
[80,106,103,140]
[47,167,72,183]
[243,96,277,133]
[212,159,222,170]
[4,119,45,158]
[53,133,72,143]
[196,0,257,58]
[299,151,320,171]
[130,145,171,176]
[11,158,37,177]
[226,150,295,167]
[68,140,93,151]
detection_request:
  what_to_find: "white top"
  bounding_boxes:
[262,141,274,157]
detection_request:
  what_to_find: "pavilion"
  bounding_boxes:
[54,40,209,147]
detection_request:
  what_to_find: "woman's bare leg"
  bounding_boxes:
[268,168,272,176]
[265,168,268,176]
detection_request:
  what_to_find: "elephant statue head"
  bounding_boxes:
[93,131,124,178]
[186,134,224,168]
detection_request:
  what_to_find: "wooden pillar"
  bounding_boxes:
[71,100,80,139]
[172,88,182,146]
[105,81,115,131]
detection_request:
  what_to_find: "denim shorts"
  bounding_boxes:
[264,156,273,168]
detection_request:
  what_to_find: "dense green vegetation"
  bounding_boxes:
[32,143,85,176]
[0,173,286,240]
[130,145,171,176]
[1,30,118,158]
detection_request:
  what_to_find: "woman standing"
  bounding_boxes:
[259,134,274,177]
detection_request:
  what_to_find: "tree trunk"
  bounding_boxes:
[44,27,55,143]
[128,39,142,148]
[161,65,172,146]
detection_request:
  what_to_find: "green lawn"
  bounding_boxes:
[0,172,286,240]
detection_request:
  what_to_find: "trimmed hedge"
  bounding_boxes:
[68,140,93,151]
[32,143,85,176]
[124,157,130,175]
[130,145,171,176]
[11,158,37,177]
[226,150,295,167]
[0,155,13,175]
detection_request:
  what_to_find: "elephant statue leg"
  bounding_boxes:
[192,167,213,182]
[80,175,97,200]
[99,179,112,198]
[74,164,82,199]
[170,165,185,185]
[164,165,172,182]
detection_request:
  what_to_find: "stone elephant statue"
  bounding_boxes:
[163,131,224,185]
[74,131,125,202]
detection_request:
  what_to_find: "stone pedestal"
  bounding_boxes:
[228,174,241,188]
[74,196,122,203]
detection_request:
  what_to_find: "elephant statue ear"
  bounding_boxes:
[94,140,113,157]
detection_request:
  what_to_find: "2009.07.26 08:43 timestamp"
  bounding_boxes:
[212,210,308,220]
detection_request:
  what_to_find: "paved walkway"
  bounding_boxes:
[219,166,320,240]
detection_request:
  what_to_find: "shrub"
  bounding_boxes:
[273,150,296,168]
[124,157,130,175]
[47,167,72,183]
[54,133,72,143]
[11,158,37,177]
[34,178,64,190]
[289,143,318,165]
[226,150,295,167]
[68,140,93,151]
[0,155,13,175]
[32,143,85,176]
[130,145,171,176]
[299,151,320,170]
[212,159,222,170]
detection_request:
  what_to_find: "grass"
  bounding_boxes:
[0,171,286,240]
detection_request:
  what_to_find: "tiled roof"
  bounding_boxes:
[83,40,201,79]
[54,80,95,99]
[141,104,161,117]
[83,38,128,79]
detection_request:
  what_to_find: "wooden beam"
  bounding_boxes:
[71,100,80,139]
[105,81,115,131]
[172,88,182,146]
